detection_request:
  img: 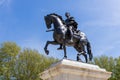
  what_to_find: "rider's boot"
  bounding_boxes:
[68,28,73,43]
[69,37,73,42]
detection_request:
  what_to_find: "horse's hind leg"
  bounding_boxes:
[44,41,58,55]
[77,53,81,61]
[63,45,67,59]
[87,42,93,61]
[82,53,88,63]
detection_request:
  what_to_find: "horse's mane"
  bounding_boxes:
[49,13,65,24]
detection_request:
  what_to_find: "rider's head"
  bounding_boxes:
[65,12,70,18]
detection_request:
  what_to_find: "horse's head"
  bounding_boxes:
[44,13,65,29]
[44,14,53,29]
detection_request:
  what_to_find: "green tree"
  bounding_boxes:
[113,57,120,80]
[93,55,116,80]
[0,42,21,80]
[14,48,58,80]
[94,55,115,72]
[0,42,58,80]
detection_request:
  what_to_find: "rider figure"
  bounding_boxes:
[57,12,78,50]
[65,12,78,32]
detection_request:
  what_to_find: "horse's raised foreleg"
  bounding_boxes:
[44,41,59,55]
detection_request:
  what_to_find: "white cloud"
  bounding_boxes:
[0,0,5,5]
[0,0,13,8]
[77,0,120,28]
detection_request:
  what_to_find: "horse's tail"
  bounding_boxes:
[86,41,93,61]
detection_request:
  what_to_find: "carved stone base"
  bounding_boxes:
[40,59,111,80]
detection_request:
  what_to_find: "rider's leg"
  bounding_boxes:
[69,27,73,42]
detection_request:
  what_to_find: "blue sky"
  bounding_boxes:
[0,0,120,60]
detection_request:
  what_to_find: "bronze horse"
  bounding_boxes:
[44,13,93,62]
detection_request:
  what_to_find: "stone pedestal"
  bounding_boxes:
[40,59,111,80]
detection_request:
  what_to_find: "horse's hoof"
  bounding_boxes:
[89,58,92,61]
[57,48,63,50]
[45,50,49,55]
[63,56,67,59]
[77,59,82,62]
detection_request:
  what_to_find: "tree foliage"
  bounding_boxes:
[14,48,58,80]
[0,42,21,80]
[93,55,115,72]
[0,42,58,80]
[113,57,120,80]
[93,55,120,80]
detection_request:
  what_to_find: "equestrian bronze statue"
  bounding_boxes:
[44,13,93,63]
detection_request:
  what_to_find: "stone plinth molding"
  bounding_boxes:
[40,59,111,80]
